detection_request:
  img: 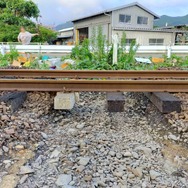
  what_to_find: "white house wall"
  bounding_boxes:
[113,30,176,46]
[112,6,154,29]
[74,14,111,28]
[73,5,176,45]
[59,30,74,38]
[88,24,110,41]
[74,14,111,42]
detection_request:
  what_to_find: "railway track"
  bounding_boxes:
[1,79,188,92]
[0,70,188,92]
[1,69,188,79]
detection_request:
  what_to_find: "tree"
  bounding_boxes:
[0,0,56,43]
[0,23,19,42]
[0,1,6,10]
[6,0,39,18]
[30,25,57,43]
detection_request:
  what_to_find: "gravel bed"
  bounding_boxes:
[0,92,187,188]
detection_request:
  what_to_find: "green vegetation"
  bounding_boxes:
[153,55,188,70]
[0,55,9,67]
[31,26,57,44]
[24,59,50,70]
[0,0,56,43]
[0,25,187,70]
[0,46,19,67]
[121,54,188,70]
[68,27,188,70]
[70,27,139,70]
[0,46,50,70]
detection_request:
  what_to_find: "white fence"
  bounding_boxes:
[1,44,188,57]
[1,44,74,54]
[136,46,188,57]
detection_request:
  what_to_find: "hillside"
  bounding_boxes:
[154,15,188,27]
[55,21,73,31]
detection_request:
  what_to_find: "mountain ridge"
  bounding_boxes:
[154,14,188,27]
[55,21,73,31]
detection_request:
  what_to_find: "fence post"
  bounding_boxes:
[112,34,119,64]
[39,43,42,56]
[167,45,171,58]
[0,43,5,55]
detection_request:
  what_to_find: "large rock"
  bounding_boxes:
[76,123,85,130]
[150,170,161,180]
[168,134,179,141]
[19,166,35,175]
[135,146,152,157]
[1,115,9,121]
[78,157,90,166]
[50,149,61,158]
[15,145,25,151]
[55,174,72,186]
[128,167,143,178]
[2,146,9,153]
[19,175,29,184]
[123,151,132,157]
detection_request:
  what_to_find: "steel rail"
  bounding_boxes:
[1,79,188,92]
[0,70,188,79]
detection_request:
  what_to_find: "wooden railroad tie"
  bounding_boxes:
[145,92,181,113]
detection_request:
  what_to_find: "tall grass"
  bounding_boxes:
[70,27,138,70]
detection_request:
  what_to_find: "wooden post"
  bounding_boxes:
[75,29,79,45]
[106,92,125,112]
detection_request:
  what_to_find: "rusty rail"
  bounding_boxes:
[1,79,188,92]
[1,70,188,79]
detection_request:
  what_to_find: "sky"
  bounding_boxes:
[33,0,188,26]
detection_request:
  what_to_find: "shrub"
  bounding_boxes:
[0,45,19,67]
[70,28,139,70]
[71,39,92,61]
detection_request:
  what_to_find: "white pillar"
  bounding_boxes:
[0,44,5,56]
[112,34,119,64]
[167,45,171,58]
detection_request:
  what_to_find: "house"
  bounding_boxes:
[72,2,187,46]
[158,24,188,44]
[56,22,74,45]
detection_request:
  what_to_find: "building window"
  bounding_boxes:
[149,39,164,45]
[137,16,148,25]
[126,39,136,45]
[119,14,131,23]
